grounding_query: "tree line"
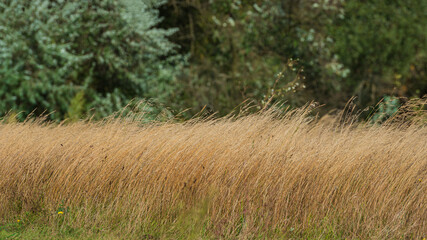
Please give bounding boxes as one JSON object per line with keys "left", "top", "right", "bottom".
{"left": 0, "top": 0, "right": 425, "bottom": 121}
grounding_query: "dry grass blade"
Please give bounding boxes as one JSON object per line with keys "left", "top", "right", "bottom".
{"left": 0, "top": 105, "right": 426, "bottom": 239}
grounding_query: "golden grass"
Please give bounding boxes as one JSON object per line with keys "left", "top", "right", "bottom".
{"left": 0, "top": 106, "right": 426, "bottom": 239}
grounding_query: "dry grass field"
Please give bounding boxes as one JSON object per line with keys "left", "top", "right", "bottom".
{"left": 0, "top": 103, "right": 426, "bottom": 239}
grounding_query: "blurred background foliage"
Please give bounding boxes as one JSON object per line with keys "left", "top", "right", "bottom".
{"left": 0, "top": 0, "right": 184, "bottom": 120}
{"left": 0, "top": 0, "right": 426, "bottom": 121}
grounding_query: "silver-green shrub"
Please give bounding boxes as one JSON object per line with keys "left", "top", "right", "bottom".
{"left": 0, "top": 0, "right": 183, "bottom": 120}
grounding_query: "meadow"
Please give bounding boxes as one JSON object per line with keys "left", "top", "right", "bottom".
{"left": 0, "top": 104, "right": 426, "bottom": 239}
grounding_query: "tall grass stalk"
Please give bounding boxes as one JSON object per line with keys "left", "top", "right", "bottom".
{"left": 0, "top": 105, "right": 426, "bottom": 239}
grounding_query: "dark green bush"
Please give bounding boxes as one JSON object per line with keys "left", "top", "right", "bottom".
{"left": 159, "top": 0, "right": 426, "bottom": 115}
{"left": 330, "top": 0, "right": 427, "bottom": 106}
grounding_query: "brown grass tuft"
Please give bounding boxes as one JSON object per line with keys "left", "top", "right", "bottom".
{"left": 0, "top": 106, "right": 426, "bottom": 239}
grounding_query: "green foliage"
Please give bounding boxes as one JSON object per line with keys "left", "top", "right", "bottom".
{"left": 161, "top": 1, "right": 310, "bottom": 114}
{"left": 159, "top": 0, "right": 426, "bottom": 116}
{"left": 330, "top": 0, "right": 427, "bottom": 105}
{"left": 159, "top": 0, "right": 347, "bottom": 115}
{"left": 0, "top": 0, "right": 425, "bottom": 121}
{"left": 0, "top": 0, "right": 183, "bottom": 120}
{"left": 66, "top": 91, "right": 86, "bottom": 122}
{"left": 371, "top": 96, "right": 400, "bottom": 123}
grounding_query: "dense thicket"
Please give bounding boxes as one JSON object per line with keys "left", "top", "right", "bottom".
{"left": 0, "top": 0, "right": 425, "bottom": 120}
{"left": 0, "top": 0, "right": 183, "bottom": 120}
{"left": 159, "top": 0, "right": 426, "bottom": 115}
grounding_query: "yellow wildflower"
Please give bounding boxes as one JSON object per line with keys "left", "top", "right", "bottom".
{"left": 58, "top": 211, "right": 64, "bottom": 215}
{"left": 17, "top": 219, "right": 20, "bottom": 223}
